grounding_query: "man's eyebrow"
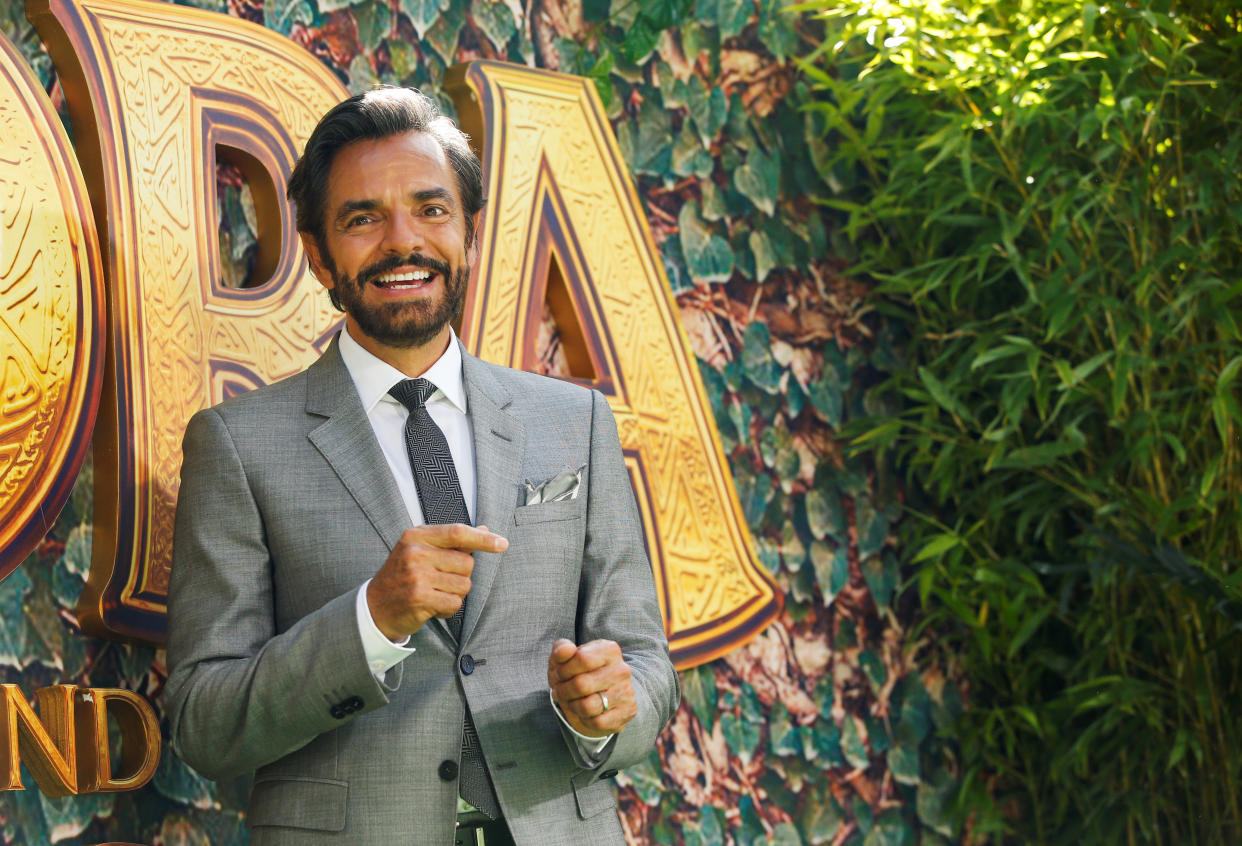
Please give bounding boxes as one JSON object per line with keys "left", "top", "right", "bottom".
{"left": 411, "top": 187, "right": 455, "bottom": 206}
{"left": 333, "top": 199, "right": 379, "bottom": 225}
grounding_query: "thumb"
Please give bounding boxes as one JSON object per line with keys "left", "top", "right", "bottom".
{"left": 550, "top": 638, "right": 577, "bottom": 663}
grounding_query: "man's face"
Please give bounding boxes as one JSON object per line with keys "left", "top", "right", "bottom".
{"left": 302, "top": 130, "right": 474, "bottom": 354}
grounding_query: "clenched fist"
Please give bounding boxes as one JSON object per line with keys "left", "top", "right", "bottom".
{"left": 548, "top": 638, "right": 637, "bottom": 739}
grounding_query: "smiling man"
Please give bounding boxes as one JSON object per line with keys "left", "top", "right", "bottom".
{"left": 164, "top": 87, "right": 678, "bottom": 846}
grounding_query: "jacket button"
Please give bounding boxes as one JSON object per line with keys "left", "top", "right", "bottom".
{"left": 330, "top": 705, "right": 345, "bottom": 719}
{"left": 459, "top": 654, "right": 475, "bottom": 675}
{"left": 438, "top": 760, "right": 458, "bottom": 781}
{"left": 599, "top": 769, "right": 618, "bottom": 780}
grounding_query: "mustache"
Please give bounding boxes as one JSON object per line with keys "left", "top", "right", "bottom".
{"left": 356, "top": 253, "right": 452, "bottom": 285}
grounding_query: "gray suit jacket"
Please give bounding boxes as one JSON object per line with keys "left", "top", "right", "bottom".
{"left": 165, "top": 338, "right": 678, "bottom": 845}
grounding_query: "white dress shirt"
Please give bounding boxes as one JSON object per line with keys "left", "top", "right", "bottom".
{"left": 337, "top": 326, "right": 609, "bottom": 756}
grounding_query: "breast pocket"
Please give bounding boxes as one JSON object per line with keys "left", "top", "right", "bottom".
{"left": 513, "top": 500, "right": 583, "bottom": 525}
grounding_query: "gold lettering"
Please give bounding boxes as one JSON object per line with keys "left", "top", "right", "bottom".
{"left": 29, "top": 0, "right": 347, "bottom": 641}
{"left": 446, "top": 62, "right": 781, "bottom": 667}
{"left": 74, "top": 688, "right": 159, "bottom": 792}
{"left": 0, "top": 27, "right": 104, "bottom": 579}
{"left": 0, "top": 684, "right": 78, "bottom": 795}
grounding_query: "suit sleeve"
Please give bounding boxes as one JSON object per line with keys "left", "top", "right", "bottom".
{"left": 562, "top": 390, "right": 680, "bottom": 774}
{"left": 164, "top": 407, "right": 397, "bottom": 780}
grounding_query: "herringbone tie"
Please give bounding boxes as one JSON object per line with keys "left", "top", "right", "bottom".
{"left": 388, "top": 377, "right": 501, "bottom": 820}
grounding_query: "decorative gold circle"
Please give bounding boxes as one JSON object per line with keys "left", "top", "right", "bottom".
{"left": 0, "top": 32, "right": 104, "bottom": 579}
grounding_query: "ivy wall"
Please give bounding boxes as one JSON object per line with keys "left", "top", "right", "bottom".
{"left": 0, "top": 1, "right": 955, "bottom": 843}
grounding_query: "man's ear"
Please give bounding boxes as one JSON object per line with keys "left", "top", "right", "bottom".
{"left": 468, "top": 210, "right": 484, "bottom": 259}
{"left": 299, "top": 232, "right": 333, "bottom": 291}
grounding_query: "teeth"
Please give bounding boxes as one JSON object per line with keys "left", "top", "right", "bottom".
{"left": 377, "top": 270, "right": 431, "bottom": 284}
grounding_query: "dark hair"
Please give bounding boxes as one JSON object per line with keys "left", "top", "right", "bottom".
{"left": 287, "top": 86, "right": 485, "bottom": 269}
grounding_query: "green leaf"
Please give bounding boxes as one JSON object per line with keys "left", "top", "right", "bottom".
{"left": 622, "top": 753, "right": 665, "bottom": 805}
{"left": 679, "top": 664, "right": 718, "bottom": 730}
{"left": 424, "top": 2, "right": 465, "bottom": 62}
{"left": 992, "top": 431, "right": 1086, "bottom": 470}
{"left": 619, "top": 15, "right": 660, "bottom": 63}
{"left": 887, "top": 728, "right": 920, "bottom": 786}
{"left": 154, "top": 743, "right": 217, "bottom": 807}
{"left": 734, "top": 464, "right": 773, "bottom": 526}
{"left": 859, "top": 649, "right": 887, "bottom": 692}
{"left": 742, "top": 321, "right": 783, "bottom": 393}
{"left": 918, "top": 366, "right": 973, "bottom": 423}
{"left": 750, "top": 229, "right": 778, "bottom": 282}
{"left": 713, "top": 0, "right": 752, "bottom": 38}
{"left": 854, "top": 494, "right": 888, "bottom": 559}
{"left": 734, "top": 146, "right": 781, "bottom": 216}
{"left": 769, "top": 702, "right": 801, "bottom": 756}
{"left": 861, "top": 552, "right": 897, "bottom": 609}
{"left": 722, "top": 702, "right": 761, "bottom": 763}
{"left": 806, "top": 487, "right": 846, "bottom": 541}
{"left": 352, "top": 0, "right": 393, "bottom": 51}
{"left": 913, "top": 533, "right": 960, "bottom": 563}
{"left": 679, "top": 201, "right": 734, "bottom": 284}
{"left": 841, "top": 715, "right": 870, "bottom": 768}
{"left": 398, "top": 0, "right": 446, "bottom": 38}
{"left": 863, "top": 809, "right": 915, "bottom": 846}
{"left": 813, "top": 717, "right": 846, "bottom": 766}
{"left": 758, "top": 0, "right": 799, "bottom": 63}
{"left": 38, "top": 791, "right": 113, "bottom": 843}
{"left": 672, "top": 121, "right": 714, "bottom": 178}
{"left": 346, "top": 54, "right": 380, "bottom": 95}
{"left": 800, "top": 788, "right": 845, "bottom": 843}
{"left": 0, "top": 566, "right": 33, "bottom": 668}
{"left": 917, "top": 767, "right": 955, "bottom": 836}
{"left": 687, "top": 76, "right": 728, "bottom": 145}
{"left": 680, "top": 805, "right": 725, "bottom": 846}
{"left": 808, "top": 346, "right": 849, "bottom": 425}
{"left": 264, "top": 0, "right": 314, "bottom": 37}
{"left": 810, "top": 540, "right": 849, "bottom": 605}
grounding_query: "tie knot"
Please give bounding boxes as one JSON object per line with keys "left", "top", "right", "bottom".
{"left": 388, "top": 377, "right": 436, "bottom": 411}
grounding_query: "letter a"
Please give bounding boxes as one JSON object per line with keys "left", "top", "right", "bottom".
{"left": 447, "top": 63, "right": 781, "bottom": 667}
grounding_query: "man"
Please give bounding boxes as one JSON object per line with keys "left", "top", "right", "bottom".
{"left": 165, "top": 86, "right": 678, "bottom": 846}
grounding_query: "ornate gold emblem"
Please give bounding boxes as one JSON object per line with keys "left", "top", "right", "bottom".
{"left": 0, "top": 28, "right": 103, "bottom": 580}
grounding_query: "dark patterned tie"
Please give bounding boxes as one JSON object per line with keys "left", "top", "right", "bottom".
{"left": 388, "top": 378, "right": 501, "bottom": 820}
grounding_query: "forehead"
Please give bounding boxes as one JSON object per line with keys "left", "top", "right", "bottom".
{"left": 324, "top": 130, "right": 458, "bottom": 208}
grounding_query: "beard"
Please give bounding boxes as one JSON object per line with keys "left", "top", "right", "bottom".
{"left": 328, "top": 251, "right": 468, "bottom": 349}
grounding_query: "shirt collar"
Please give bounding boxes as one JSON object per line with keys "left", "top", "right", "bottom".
{"left": 337, "top": 325, "right": 467, "bottom": 415}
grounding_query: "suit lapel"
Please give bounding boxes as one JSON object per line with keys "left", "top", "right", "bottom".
{"left": 305, "top": 337, "right": 413, "bottom": 559}
{"left": 460, "top": 347, "right": 525, "bottom": 644}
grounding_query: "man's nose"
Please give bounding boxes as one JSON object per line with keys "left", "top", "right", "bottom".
{"left": 383, "top": 210, "right": 424, "bottom": 255}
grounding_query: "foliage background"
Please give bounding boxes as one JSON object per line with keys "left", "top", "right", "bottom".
{"left": 0, "top": 0, "right": 955, "bottom": 844}
{"left": 802, "top": 0, "right": 1242, "bottom": 842}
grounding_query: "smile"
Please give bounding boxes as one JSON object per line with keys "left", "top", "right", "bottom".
{"left": 373, "top": 269, "right": 434, "bottom": 289}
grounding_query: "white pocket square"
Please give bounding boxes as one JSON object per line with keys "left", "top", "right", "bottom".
{"left": 524, "top": 465, "right": 585, "bottom": 505}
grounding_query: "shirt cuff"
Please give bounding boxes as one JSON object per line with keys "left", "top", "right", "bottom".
{"left": 356, "top": 580, "right": 415, "bottom": 679}
{"left": 547, "top": 689, "right": 613, "bottom": 760}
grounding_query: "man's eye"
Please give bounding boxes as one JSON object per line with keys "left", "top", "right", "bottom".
{"left": 424, "top": 206, "right": 446, "bottom": 217}
{"left": 347, "top": 215, "right": 373, "bottom": 227}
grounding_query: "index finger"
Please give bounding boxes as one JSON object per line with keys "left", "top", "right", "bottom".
{"left": 417, "top": 523, "right": 509, "bottom": 553}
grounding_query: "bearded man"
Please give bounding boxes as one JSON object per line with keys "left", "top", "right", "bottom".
{"left": 165, "top": 86, "right": 678, "bottom": 846}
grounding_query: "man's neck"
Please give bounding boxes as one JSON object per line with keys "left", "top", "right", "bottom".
{"left": 343, "top": 318, "right": 453, "bottom": 378}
